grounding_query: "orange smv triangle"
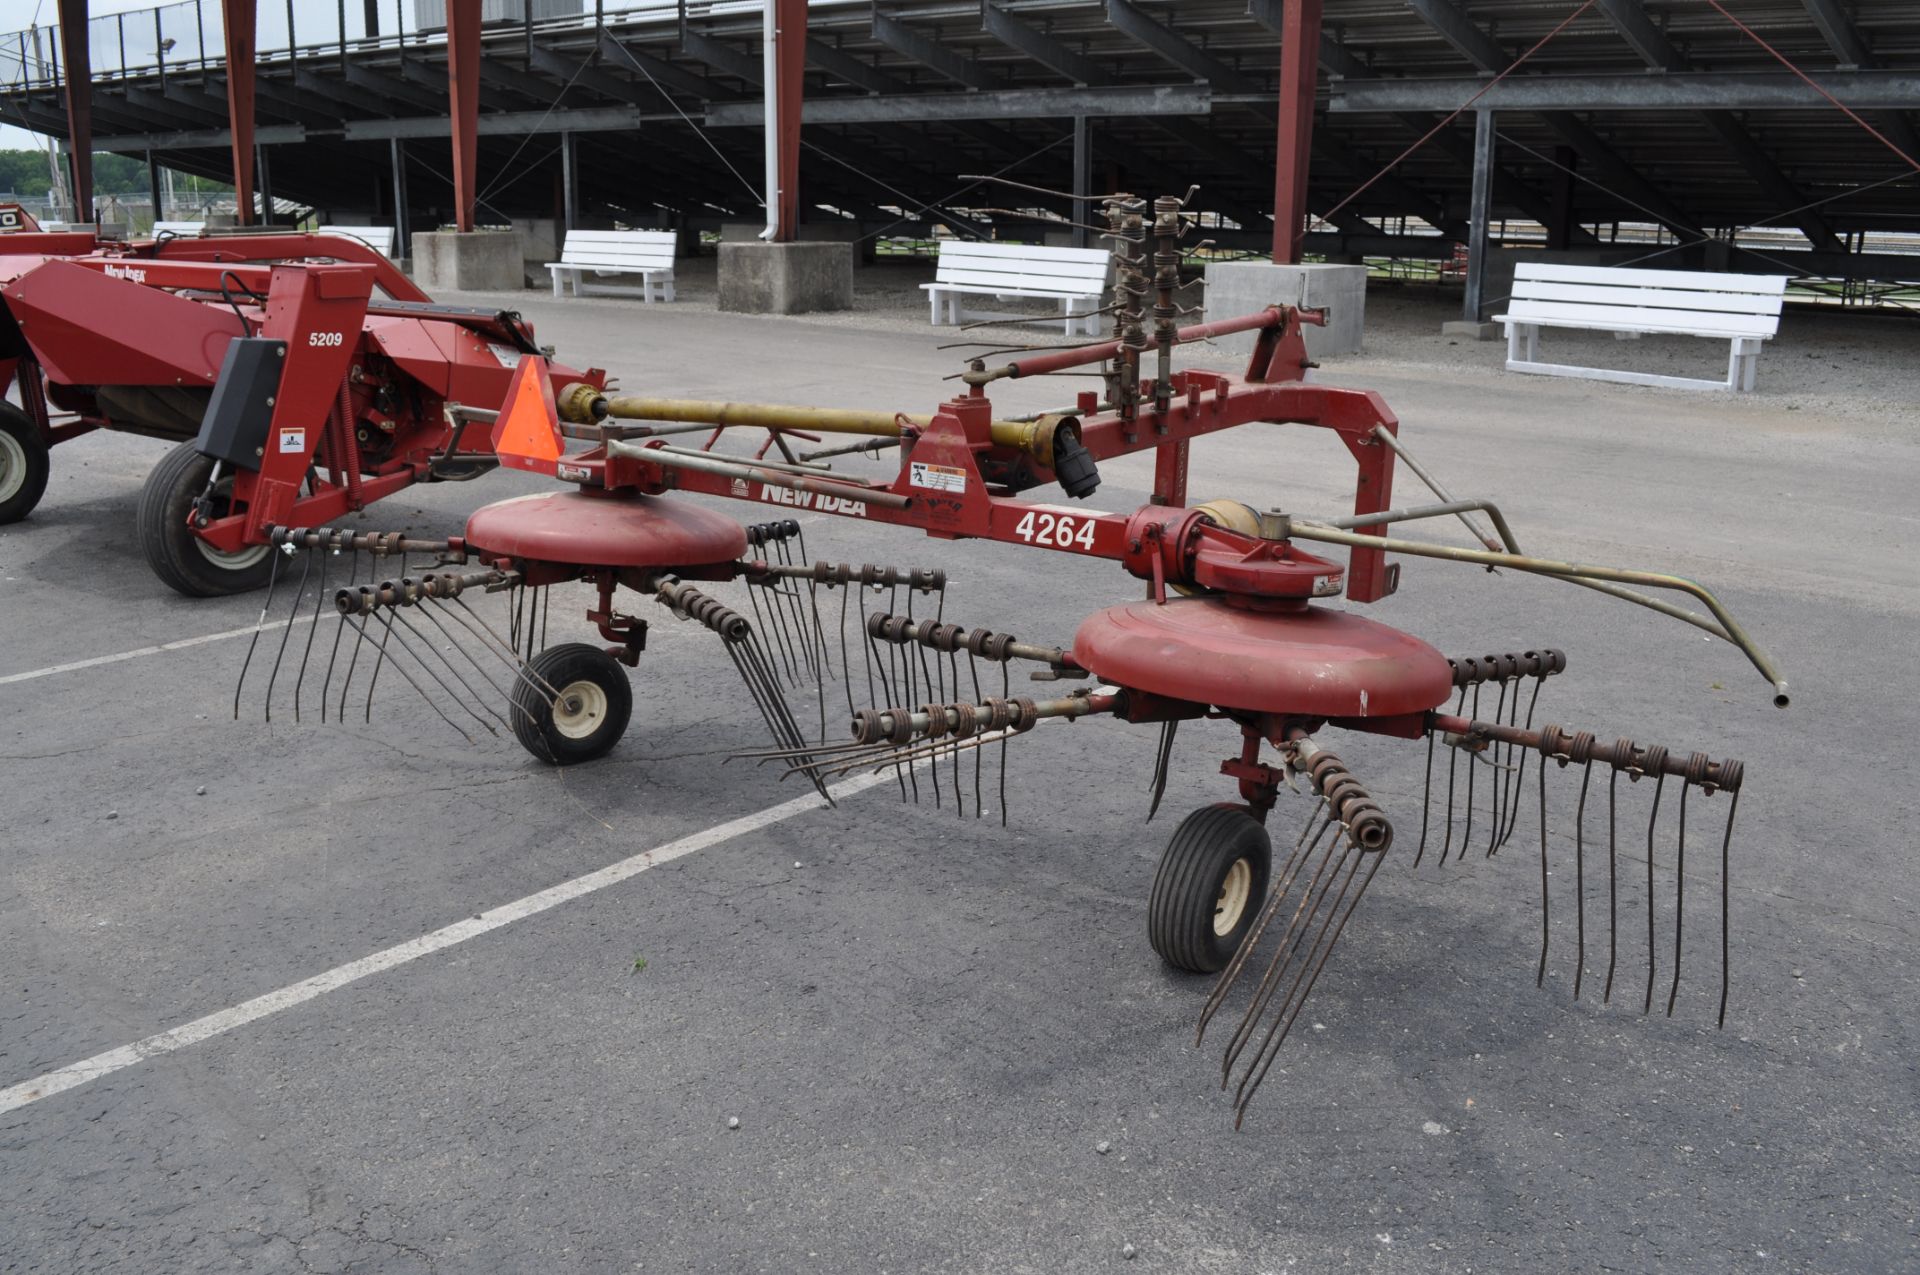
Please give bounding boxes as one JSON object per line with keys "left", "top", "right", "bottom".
{"left": 492, "top": 355, "right": 562, "bottom": 475}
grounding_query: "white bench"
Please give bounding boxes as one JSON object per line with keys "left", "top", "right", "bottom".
{"left": 922, "top": 241, "right": 1110, "bottom": 336}
{"left": 546, "top": 229, "right": 677, "bottom": 301}
{"left": 1495, "top": 263, "right": 1789, "bottom": 392}
{"left": 152, "top": 219, "right": 205, "bottom": 237}
{"left": 314, "top": 225, "right": 398, "bottom": 256}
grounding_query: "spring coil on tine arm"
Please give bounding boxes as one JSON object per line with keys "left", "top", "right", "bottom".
{"left": 850, "top": 696, "right": 1041, "bottom": 746}
{"left": 1449, "top": 648, "right": 1566, "bottom": 686}
{"left": 1293, "top": 743, "right": 1393, "bottom": 852}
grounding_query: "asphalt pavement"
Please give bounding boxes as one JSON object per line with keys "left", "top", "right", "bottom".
{"left": 1, "top": 288, "right": 1915, "bottom": 1273}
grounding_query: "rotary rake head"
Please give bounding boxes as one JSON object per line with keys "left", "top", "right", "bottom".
{"left": 228, "top": 518, "right": 947, "bottom": 798}
{"left": 741, "top": 583, "right": 1755, "bottom": 1126}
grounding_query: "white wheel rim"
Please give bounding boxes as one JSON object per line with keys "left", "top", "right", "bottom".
{"left": 1214, "top": 858, "right": 1253, "bottom": 936}
{"left": 551, "top": 678, "right": 609, "bottom": 740}
{"left": 190, "top": 470, "right": 272, "bottom": 571}
{"left": 0, "top": 430, "right": 24, "bottom": 503}
{"left": 194, "top": 536, "right": 273, "bottom": 571}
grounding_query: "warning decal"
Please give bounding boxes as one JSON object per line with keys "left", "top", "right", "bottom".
{"left": 278, "top": 428, "right": 306, "bottom": 454}
{"left": 909, "top": 461, "right": 967, "bottom": 494}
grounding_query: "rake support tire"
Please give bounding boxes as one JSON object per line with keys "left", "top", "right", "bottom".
{"left": 138, "top": 440, "right": 277, "bottom": 597}
{"left": 0, "top": 402, "right": 49, "bottom": 524}
{"left": 512, "top": 643, "right": 633, "bottom": 766}
{"left": 1149, "top": 804, "right": 1272, "bottom": 974}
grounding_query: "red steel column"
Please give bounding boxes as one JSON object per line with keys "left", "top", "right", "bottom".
{"left": 220, "top": 0, "right": 257, "bottom": 224}
{"left": 773, "top": 0, "right": 805, "bottom": 241}
{"left": 55, "top": 0, "right": 92, "bottom": 221}
{"left": 447, "top": 0, "right": 481, "bottom": 232}
{"left": 1271, "top": 0, "right": 1323, "bottom": 263}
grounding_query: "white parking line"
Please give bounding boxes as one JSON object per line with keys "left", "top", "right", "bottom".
{"left": 0, "top": 615, "right": 317, "bottom": 686}
{"left": 0, "top": 768, "right": 895, "bottom": 1116}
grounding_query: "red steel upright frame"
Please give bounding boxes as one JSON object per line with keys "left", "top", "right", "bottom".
{"left": 220, "top": 0, "right": 257, "bottom": 224}
{"left": 773, "top": 0, "right": 806, "bottom": 240}
{"left": 447, "top": 0, "right": 482, "bottom": 232}
{"left": 56, "top": 0, "right": 91, "bottom": 221}
{"left": 1272, "top": 0, "right": 1323, "bottom": 263}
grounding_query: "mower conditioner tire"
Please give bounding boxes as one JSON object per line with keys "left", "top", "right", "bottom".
{"left": 0, "top": 402, "right": 50, "bottom": 524}
{"left": 138, "top": 440, "right": 277, "bottom": 597}
{"left": 1149, "top": 803, "right": 1272, "bottom": 974}
{"left": 512, "top": 643, "right": 633, "bottom": 765}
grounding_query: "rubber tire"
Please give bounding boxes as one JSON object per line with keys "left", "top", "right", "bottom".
{"left": 0, "top": 401, "right": 50, "bottom": 524}
{"left": 511, "top": 643, "right": 634, "bottom": 766}
{"left": 1149, "top": 803, "right": 1273, "bottom": 974}
{"left": 137, "top": 440, "right": 278, "bottom": 597}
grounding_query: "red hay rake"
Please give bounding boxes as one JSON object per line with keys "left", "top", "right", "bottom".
{"left": 235, "top": 191, "right": 1786, "bottom": 1123}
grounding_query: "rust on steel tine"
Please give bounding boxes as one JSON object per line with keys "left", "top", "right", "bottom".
{"left": 910, "top": 611, "right": 943, "bottom": 811}
{"left": 997, "top": 661, "right": 1011, "bottom": 828}
{"left": 1439, "top": 688, "right": 1465, "bottom": 864}
{"left": 1485, "top": 679, "right": 1509, "bottom": 856}
{"left": 1147, "top": 719, "right": 1179, "bottom": 822}
{"left": 339, "top": 610, "right": 370, "bottom": 722}
{"left": 812, "top": 580, "right": 832, "bottom": 742}
{"left": 752, "top": 639, "right": 832, "bottom": 801}
{"left": 949, "top": 651, "right": 965, "bottom": 818}
{"left": 445, "top": 596, "right": 560, "bottom": 704}
{"left": 1717, "top": 789, "right": 1741, "bottom": 1029}
{"left": 291, "top": 544, "right": 331, "bottom": 723}
{"left": 390, "top": 604, "right": 509, "bottom": 730}
{"left": 1536, "top": 747, "right": 1551, "bottom": 988}
{"left": 233, "top": 540, "right": 289, "bottom": 721}
{"left": 1234, "top": 848, "right": 1388, "bottom": 1126}
{"left": 385, "top": 608, "right": 502, "bottom": 734}
{"left": 1668, "top": 778, "right": 1692, "bottom": 1018}
{"left": 1231, "top": 837, "right": 1367, "bottom": 1111}
{"left": 263, "top": 547, "right": 315, "bottom": 722}
{"left": 362, "top": 611, "right": 473, "bottom": 743}
{"left": 318, "top": 547, "right": 362, "bottom": 723}
{"left": 1573, "top": 761, "right": 1595, "bottom": 1000}
{"left": 414, "top": 598, "right": 522, "bottom": 706}
{"left": 363, "top": 595, "right": 397, "bottom": 723}
{"left": 1456, "top": 686, "right": 1479, "bottom": 863}
{"left": 1603, "top": 766, "right": 1622, "bottom": 1003}
{"left": 757, "top": 577, "right": 801, "bottom": 685}
{"left": 1220, "top": 832, "right": 1351, "bottom": 1081}
{"left": 1198, "top": 800, "right": 1332, "bottom": 1041}
{"left": 1643, "top": 772, "right": 1668, "bottom": 1015}
{"left": 1497, "top": 674, "right": 1545, "bottom": 852}
{"left": 838, "top": 729, "right": 1015, "bottom": 780}
{"left": 967, "top": 650, "right": 985, "bottom": 819}
{"left": 1413, "top": 726, "right": 1437, "bottom": 866}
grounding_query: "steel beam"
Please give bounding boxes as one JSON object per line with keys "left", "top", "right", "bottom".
{"left": 1399, "top": 0, "right": 1703, "bottom": 237}
{"left": 56, "top": 0, "right": 91, "bottom": 219}
{"left": 1329, "top": 70, "right": 1920, "bottom": 114}
{"left": 447, "top": 0, "right": 480, "bottom": 231}
{"left": 1463, "top": 110, "right": 1492, "bottom": 322}
{"left": 344, "top": 60, "right": 450, "bottom": 113}
{"left": 343, "top": 108, "right": 646, "bottom": 140}
{"left": 1254, "top": 0, "right": 1585, "bottom": 241}
{"left": 808, "top": 38, "right": 907, "bottom": 96}
{"left": 870, "top": 10, "right": 1002, "bottom": 91}
{"left": 527, "top": 43, "right": 664, "bottom": 108}
{"left": 980, "top": 4, "right": 1107, "bottom": 86}
{"left": 1797, "top": 0, "right": 1920, "bottom": 167}
{"left": 598, "top": 29, "right": 726, "bottom": 102}
{"left": 1072, "top": 115, "right": 1090, "bottom": 249}
{"left": 1273, "top": 0, "right": 1322, "bottom": 261}
{"left": 678, "top": 28, "right": 759, "bottom": 87}
{"left": 1594, "top": 0, "right": 1839, "bottom": 251}
{"left": 706, "top": 83, "right": 1209, "bottom": 127}
{"left": 94, "top": 123, "right": 306, "bottom": 149}
{"left": 774, "top": 0, "right": 806, "bottom": 240}
{"left": 391, "top": 137, "right": 409, "bottom": 252}
{"left": 218, "top": 0, "right": 256, "bottom": 223}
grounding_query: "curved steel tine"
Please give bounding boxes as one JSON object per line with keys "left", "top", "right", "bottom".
{"left": 291, "top": 543, "right": 331, "bottom": 723}
{"left": 1198, "top": 799, "right": 1331, "bottom": 1041}
{"left": 1485, "top": 679, "right": 1508, "bottom": 856}
{"left": 1456, "top": 685, "right": 1481, "bottom": 862}
{"left": 1413, "top": 726, "right": 1437, "bottom": 867}
{"left": 1573, "top": 761, "right": 1594, "bottom": 1000}
{"left": 1717, "top": 789, "right": 1740, "bottom": 1029}
{"left": 1232, "top": 847, "right": 1387, "bottom": 1126}
{"left": 1536, "top": 750, "right": 1551, "bottom": 988}
{"left": 1499, "top": 674, "right": 1546, "bottom": 849}
{"left": 1603, "top": 766, "right": 1621, "bottom": 1004}
{"left": 264, "top": 547, "right": 315, "bottom": 721}
{"left": 1668, "top": 781, "right": 1689, "bottom": 1017}
{"left": 1643, "top": 773, "right": 1667, "bottom": 1015}
{"left": 1146, "top": 719, "right": 1179, "bottom": 822}
{"left": 1440, "top": 687, "right": 1466, "bottom": 864}
{"left": 1220, "top": 831, "right": 1350, "bottom": 1081}
{"left": 319, "top": 545, "right": 361, "bottom": 723}
{"left": 234, "top": 542, "right": 288, "bottom": 721}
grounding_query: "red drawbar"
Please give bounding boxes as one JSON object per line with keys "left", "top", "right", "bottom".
{"left": 1071, "top": 597, "right": 1453, "bottom": 719}
{"left": 464, "top": 490, "right": 747, "bottom": 569}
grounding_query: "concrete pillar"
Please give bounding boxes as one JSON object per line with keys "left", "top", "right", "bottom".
{"left": 1202, "top": 260, "right": 1366, "bottom": 358}
{"left": 718, "top": 242, "right": 853, "bottom": 314}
